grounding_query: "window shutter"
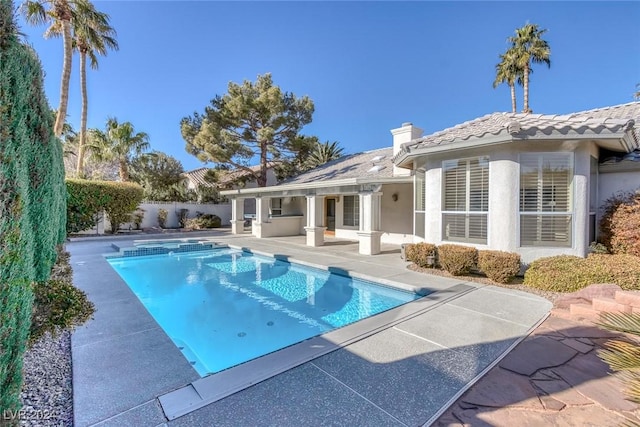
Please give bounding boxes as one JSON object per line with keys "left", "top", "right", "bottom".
{"left": 520, "top": 153, "right": 572, "bottom": 247}
{"left": 415, "top": 171, "right": 425, "bottom": 211}
{"left": 441, "top": 157, "right": 488, "bottom": 244}
{"left": 443, "top": 161, "right": 467, "bottom": 211}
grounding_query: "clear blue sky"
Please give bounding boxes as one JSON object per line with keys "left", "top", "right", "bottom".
{"left": 19, "top": 1, "right": 640, "bottom": 172}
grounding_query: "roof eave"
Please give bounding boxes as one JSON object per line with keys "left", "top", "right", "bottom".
{"left": 220, "top": 175, "right": 413, "bottom": 197}
{"left": 395, "top": 133, "right": 512, "bottom": 166}
{"left": 394, "top": 129, "right": 638, "bottom": 165}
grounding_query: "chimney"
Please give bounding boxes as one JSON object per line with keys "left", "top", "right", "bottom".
{"left": 390, "top": 122, "right": 423, "bottom": 176}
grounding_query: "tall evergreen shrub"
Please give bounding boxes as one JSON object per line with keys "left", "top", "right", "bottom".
{"left": 0, "top": 0, "right": 66, "bottom": 412}
{"left": 66, "top": 179, "right": 144, "bottom": 234}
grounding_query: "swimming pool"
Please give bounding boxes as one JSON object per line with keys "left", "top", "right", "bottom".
{"left": 107, "top": 248, "right": 418, "bottom": 376}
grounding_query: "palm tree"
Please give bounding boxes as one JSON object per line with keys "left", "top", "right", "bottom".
{"left": 21, "top": 0, "right": 75, "bottom": 136}
{"left": 306, "top": 141, "right": 344, "bottom": 168}
{"left": 71, "top": 1, "right": 118, "bottom": 178}
{"left": 598, "top": 312, "right": 640, "bottom": 403}
{"left": 493, "top": 48, "right": 523, "bottom": 113}
{"left": 508, "top": 23, "right": 551, "bottom": 113}
{"left": 91, "top": 117, "right": 150, "bottom": 181}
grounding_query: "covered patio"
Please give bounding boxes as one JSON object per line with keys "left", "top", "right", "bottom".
{"left": 222, "top": 177, "right": 414, "bottom": 255}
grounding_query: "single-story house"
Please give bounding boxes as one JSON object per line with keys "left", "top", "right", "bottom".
{"left": 221, "top": 102, "right": 640, "bottom": 262}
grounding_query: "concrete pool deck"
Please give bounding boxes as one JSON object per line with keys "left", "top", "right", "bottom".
{"left": 69, "top": 231, "right": 552, "bottom": 426}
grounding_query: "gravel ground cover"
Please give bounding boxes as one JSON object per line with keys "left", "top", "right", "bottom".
{"left": 19, "top": 330, "right": 73, "bottom": 427}
{"left": 408, "top": 264, "right": 560, "bottom": 303}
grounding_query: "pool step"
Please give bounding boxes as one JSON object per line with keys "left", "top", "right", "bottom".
{"left": 171, "top": 337, "right": 207, "bottom": 375}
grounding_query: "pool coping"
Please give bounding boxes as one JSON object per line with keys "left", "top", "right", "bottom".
{"left": 158, "top": 281, "right": 476, "bottom": 420}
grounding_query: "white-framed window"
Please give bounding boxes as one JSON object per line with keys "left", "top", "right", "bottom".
{"left": 442, "top": 157, "right": 489, "bottom": 244}
{"left": 343, "top": 195, "right": 359, "bottom": 227}
{"left": 271, "top": 198, "right": 282, "bottom": 216}
{"left": 519, "top": 153, "right": 573, "bottom": 247}
{"left": 414, "top": 170, "right": 426, "bottom": 238}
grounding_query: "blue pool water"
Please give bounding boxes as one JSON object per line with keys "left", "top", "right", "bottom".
{"left": 107, "top": 248, "right": 418, "bottom": 376}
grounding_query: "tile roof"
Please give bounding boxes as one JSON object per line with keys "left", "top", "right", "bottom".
{"left": 396, "top": 102, "right": 640, "bottom": 161}
{"left": 183, "top": 164, "right": 269, "bottom": 188}
{"left": 279, "top": 147, "right": 395, "bottom": 185}
{"left": 183, "top": 167, "right": 212, "bottom": 187}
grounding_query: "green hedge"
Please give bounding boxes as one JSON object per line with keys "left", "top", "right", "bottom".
{"left": 524, "top": 254, "right": 640, "bottom": 292}
{"left": 66, "top": 179, "right": 144, "bottom": 234}
{"left": 0, "top": 0, "right": 66, "bottom": 412}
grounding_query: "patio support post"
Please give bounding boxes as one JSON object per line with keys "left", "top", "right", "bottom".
{"left": 357, "top": 191, "right": 383, "bottom": 255}
{"left": 253, "top": 196, "right": 271, "bottom": 238}
{"left": 230, "top": 198, "right": 245, "bottom": 234}
{"left": 255, "top": 196, "right": 270, "bottom": 224}
{"left": 304, "top": 195, "right": 326, "bottom": 247}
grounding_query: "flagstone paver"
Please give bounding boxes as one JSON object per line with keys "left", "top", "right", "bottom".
{"left": 560, "top": 337, "right": 594, "bottom": 354}
{"left": 499, "top": 336, "right": 578, "bottom": 376}
{"left": 460, "top": 368, "right": 542, "bottom": 409}
{"left": 434, "top": 314, "right": 640, "bottom": 427}
{"left": 531, "top": 378, "right": 592, "bottom": 406}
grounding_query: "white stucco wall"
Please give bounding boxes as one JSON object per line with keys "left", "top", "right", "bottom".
{"left": 79, "top": 201, "right": 233, "bottom": 234}
{"left": 330, "top": 186, "right": 413, "bottom": 244}
{"left": 137, "top": 202, "right": 232, "bottom": 229}
{"left": 416, "top": 140, "right": 595, "bottom": 263}
{"left": 380, "top": 183, "right": 413, "bottom": 244}
{"left": 253, "top": 216, "right": 305, "bottom": 237}
{"left": 599, "top": 168, "right": 640, "bottom": 205}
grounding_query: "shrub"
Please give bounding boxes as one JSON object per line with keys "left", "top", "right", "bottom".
{"left": 185, "top": 214, "right": 221, "bottom": 229}
{"left": 103, "top": 182, "right": 145, "bottom": 233}
{"left": 66, "top": 179, "right": 111, "bottom": 233}
{"left": 30, "top": 279, "right": 95, "bottom": 343}
{"left": 131, "top": 209, "right": 145, "bottom": 230}
{"left": 66, "top": 179, "right": 144, "bottom": 234}
{"left": 405, "top": 243, "right": 437, "bottom": 268}
{"left": 438, "top": 244, "right": 477, "bottom": 276}
{"left": 524, "top": 254, "right": 640, "bottom": 292}
{"left": 610, "top": 200, "right": 640, "bottom": 257}
{"left": 178, "top": 208, "right": 189, "bottom": 228}
{"left": 30, "top": 247, "right": 94, "bottom": 344}
{"left": 478, "top": 250, "right": 521, "bottom": 284}
{"left": 589, "top": 241, "right": 609, "bottom": 254}
{"left": 0, "top": 7, "right": 67, "bottom": 411}
{"left": 599, "top": 191, "right": 639, "bottom": 251}
{"left": 157, "top": 208, "right": 168, "bottom": 228}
